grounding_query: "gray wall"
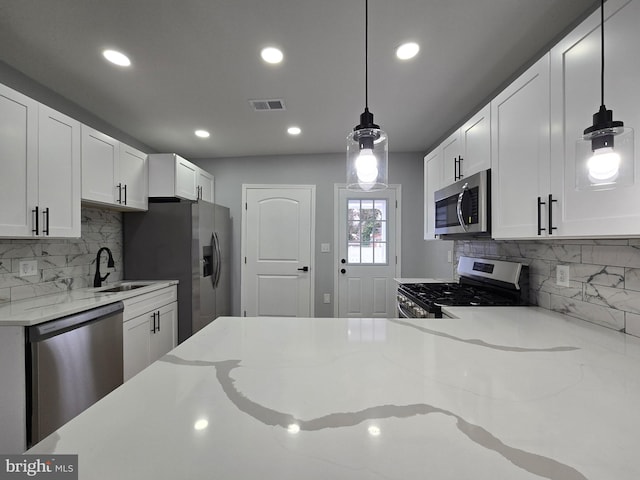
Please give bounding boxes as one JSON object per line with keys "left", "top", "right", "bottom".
{"left": 0, "top": 60, "right": 152, "bottom": 152}
{"left": 194, "top": 152, "right": 446, "bottom": 316}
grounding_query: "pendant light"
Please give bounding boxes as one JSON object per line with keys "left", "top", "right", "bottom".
{"left": 346, "top": 0, "right": 388, "bottom": 191}
{"left": 575, "top": 0, "right": 634, "bottom": 190}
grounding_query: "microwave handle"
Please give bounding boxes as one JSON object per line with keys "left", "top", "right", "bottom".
{"left": 456, "top": 183, "right": 470, "bottom": 232}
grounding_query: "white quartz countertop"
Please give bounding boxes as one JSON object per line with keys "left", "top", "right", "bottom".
{"left": 394, "top": 277, "right": 455, "bottom": 283}
{"left": 26, "top": 307, "right": 640, "bottom": 479}
{"left": 0, "top": 281, "right": 178, "bottom": 326}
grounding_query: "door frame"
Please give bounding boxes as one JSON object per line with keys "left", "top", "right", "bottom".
{"left": 241, "top": 184, "right": 316, "bottom": 317}
{"left": 333, "top": 184, "right": 402, "bottom": 317}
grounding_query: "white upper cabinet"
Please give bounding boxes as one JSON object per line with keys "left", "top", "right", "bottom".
{"left": 424, "top": 148, "right": 442, "bottom": 240}
{"left": 491, "top": 54, "right": 552, "bottom": 239}
{"left": 550, "top": 0, "right": 640, "bottom": 237}
{"left": 149, "top": 153, "right": 214, "bottom": 202}
{"left": 38, "top": 105, "right": 81, "bottom": 237}
{"left": 197, "top": 168, "right": 215, "bottom": 203}
{"left": 81, "top": 125, "right": 148, "bottom": 211}
{"left": 0, "top": 83, "right": 38, "bottom": 237}
{"left": 119, "top": 144, "right": 148, "bottom": 210}
{"left": 441, "top": 104, "right": 491, "bottom": 186}
{"left": 0, "top": 84, "right": 80, "bottom": 238}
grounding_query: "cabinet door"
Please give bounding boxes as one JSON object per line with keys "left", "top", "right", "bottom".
{"left": 424, "top": 148, "right": 442, "bottom": 240}
{"left": 0, "top": 84, "right": 38, "bottom": 237}
{"left": 119, "top": 143, "right": 148, "bottom": 211}
{"left": 149, "top": 302, "right": 177, "bottom": 364}
{"left": 440, "top": 130, "right": 461, "bottom": 186}
{"left": 38, "top": 105, "right": 81, "bottom": 237}
{"left": 81, "top": 126, "right": 119, "bottom": 205}
{"left": 460, "top": 104, "right": 491, "bottom": 178}
{"left": 123, "top": 314, "right": 151, "bottom": 382}
{"left": 175, "top": 156, "right": 198, "bottom": 200}
{"left": 550, "top": 0, "right": 640, "bottom": 236}
{"left": 491, "top": 54, "right": 551, "bottom": 239}
{"left": 197, "top": 168, "right": 214, "bottom": 203}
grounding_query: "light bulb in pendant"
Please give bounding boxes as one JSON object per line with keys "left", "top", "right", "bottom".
{"left": 587, "top": 147, "right": 620, "bottom": 182}
{"left": 356, "top": 149, "right": 378, "bottom": 184}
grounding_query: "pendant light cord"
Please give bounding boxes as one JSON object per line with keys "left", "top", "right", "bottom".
{"left": 600, "top": 0, "right": 605, "bottom": 107}
{"left": 365, "top": 0, "right": 369, "bottom": 109}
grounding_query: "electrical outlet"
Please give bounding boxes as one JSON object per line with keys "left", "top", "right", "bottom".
{"left": 447, "top": 250, "right": 452, "bottom": 263}
{"left": 19, "top": 260, "right": 38, "bottom": 277}
{"left": 556, "top": 265, "right": 570, "bottom": 287}
{"left": 321, "top": 243, "right": 331, "bottom": 253}
{"left": 323, "top": 293, "right": 331, "bottom": 304}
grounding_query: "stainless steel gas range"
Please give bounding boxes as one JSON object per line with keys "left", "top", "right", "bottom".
{"left": 397, "top": 257, "right": 529, "bottom": 319}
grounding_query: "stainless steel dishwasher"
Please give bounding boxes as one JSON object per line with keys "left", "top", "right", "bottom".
{"left": 26, "top": 301, "right": 124, "bottom": 446}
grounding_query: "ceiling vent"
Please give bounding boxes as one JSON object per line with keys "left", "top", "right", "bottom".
{"left": 249, "top": 99, "right": 286, "bottom": 111}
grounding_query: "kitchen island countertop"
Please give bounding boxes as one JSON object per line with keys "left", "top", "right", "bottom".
{"left": 27, "top": 308, "right": 640, "bottom": 479}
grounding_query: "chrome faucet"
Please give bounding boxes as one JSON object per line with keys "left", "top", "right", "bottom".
{"left": 94, "top": 247, "right": 115, "bottom": 287}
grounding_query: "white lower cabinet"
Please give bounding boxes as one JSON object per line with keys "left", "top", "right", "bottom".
{"left": 122, "top": 286, "right": 177, "bottom": 382}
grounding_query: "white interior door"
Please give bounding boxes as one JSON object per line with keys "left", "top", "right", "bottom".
{"left": 335, "top": 185, "right": 401, "bottom": 318}
{"left": 242, "top": 185, "right": 315, "bottom": 317}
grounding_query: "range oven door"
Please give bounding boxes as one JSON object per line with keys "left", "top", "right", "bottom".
{"left": 434, "top": 169, "right": 490, "bottom": 236}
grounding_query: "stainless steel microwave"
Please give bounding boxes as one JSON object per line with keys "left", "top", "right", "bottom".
{"left": 434, "top": 169, "right": 490, "bottom": 236}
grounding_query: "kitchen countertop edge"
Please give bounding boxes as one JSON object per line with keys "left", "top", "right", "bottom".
{"left": 0, "top": 280, "right": 179, "bottom": 326}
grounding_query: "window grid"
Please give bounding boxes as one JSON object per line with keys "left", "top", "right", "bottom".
{"left": 346, "top": 199, "right": 388, "bottom": 265}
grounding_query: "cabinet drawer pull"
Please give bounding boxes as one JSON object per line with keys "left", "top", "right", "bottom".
{"left": 123, "top": 184, "right": 127, "bottom": 205}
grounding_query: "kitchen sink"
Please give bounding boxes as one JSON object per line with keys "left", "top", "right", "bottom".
{"left": 96, "top": 283, "right": 149, "bottom": 293}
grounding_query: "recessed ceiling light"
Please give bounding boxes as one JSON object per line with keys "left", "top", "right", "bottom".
{"left": 396, "top": 42, "right": 420, "bottom": 60}
{"left": 195, "top": 130, "right": 210, "bottom": 138}
{"left": 102, "top": 49, "right": 131, "bottom": 67}
{"left": 261, "top": 47, "right": 284, "bottom": 64}
{"left": 287, "top": 126, "right": 301, "bottom": 135}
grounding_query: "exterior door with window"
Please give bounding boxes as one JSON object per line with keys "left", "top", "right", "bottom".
{"left": 335, "top": 185, "right": 400, "bottom": 318}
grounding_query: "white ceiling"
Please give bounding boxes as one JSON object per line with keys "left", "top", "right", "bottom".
{"left": 0, "top": 0, "right": 599, "bottom": 160}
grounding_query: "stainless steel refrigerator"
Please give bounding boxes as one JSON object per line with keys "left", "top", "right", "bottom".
{"left": 123, "top": 200, "right": 231, "bottom": 343}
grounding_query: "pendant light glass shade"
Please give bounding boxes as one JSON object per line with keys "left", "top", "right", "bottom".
{"left": 575, "top": 0, "right": 634, "bottom": 191}
{"left": 347, "top": 125, "right": 388, "bottom": 191}
{"left": 575, "top": 113, "right": 634, "bottom": 190}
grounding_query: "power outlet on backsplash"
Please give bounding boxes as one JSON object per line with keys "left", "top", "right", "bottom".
{"left": 19, "top": 261, "right": 38, "bottom": 277}
{"left": 556, "top": 265, "right": 570, "bottom": 287}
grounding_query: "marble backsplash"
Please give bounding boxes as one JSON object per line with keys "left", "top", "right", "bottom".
{"left": 0, "top": 207, "right": 123, "bottom": 303}
{"left": 454, "top": 238, "right": 640, "bottom": 337}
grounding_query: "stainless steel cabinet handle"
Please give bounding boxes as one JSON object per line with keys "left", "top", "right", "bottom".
{"left": 123, "top": 184, "right": 127, "bottom": 205}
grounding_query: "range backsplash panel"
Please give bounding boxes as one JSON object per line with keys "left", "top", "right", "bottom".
{"left": 454, "top": 238, "right": 640, "bottom": 337}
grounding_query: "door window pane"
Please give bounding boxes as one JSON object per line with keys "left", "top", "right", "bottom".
{"left": 346, "top": 199, "right": 388, "bottom": 265}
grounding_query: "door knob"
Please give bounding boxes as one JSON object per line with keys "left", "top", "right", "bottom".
{"left": 297, "top": 266, "right": 309, "bottom": 272}
{"left": 340, "top": 268, "right": 346, "bottom": 274}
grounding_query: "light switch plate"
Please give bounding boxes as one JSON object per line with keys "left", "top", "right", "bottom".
{"left": 321, "top": 243, "right": 331, "bottom": 253}
{"left": 19, "top": 260, "right": 38, "bottom": 277}
{"left": 323, "top": 293, "right": 331, "bottom": 304}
